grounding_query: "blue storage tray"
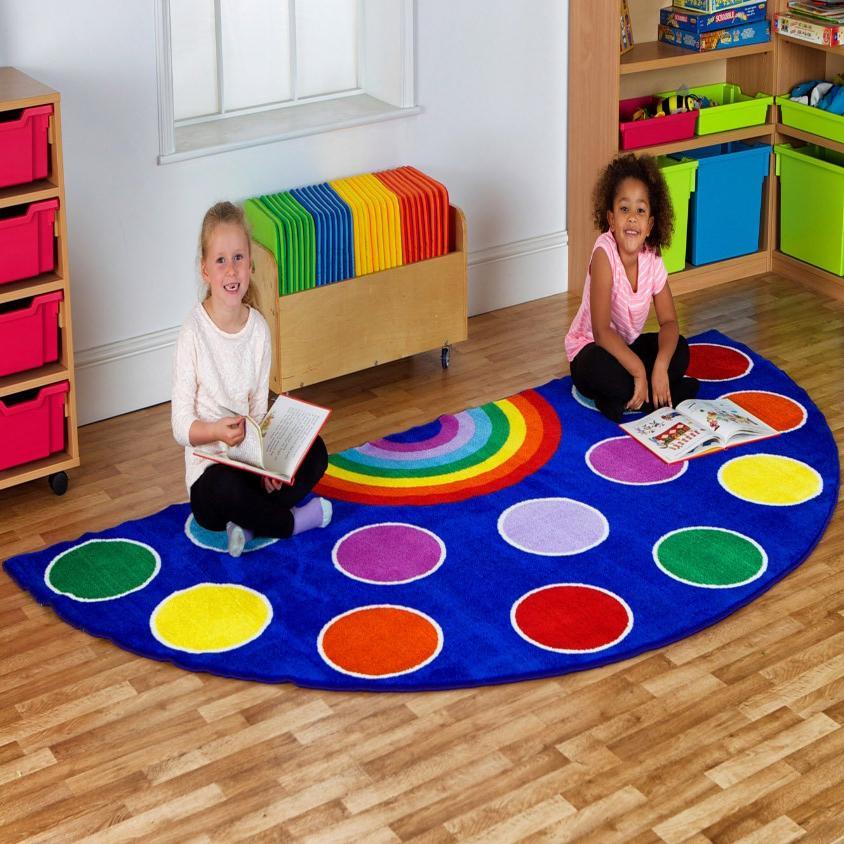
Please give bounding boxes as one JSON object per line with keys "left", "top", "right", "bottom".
{"left": 671, "top": 141, "right": 771, "bottom": 266}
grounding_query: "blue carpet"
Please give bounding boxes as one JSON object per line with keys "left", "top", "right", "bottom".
{"left": 3, "top": 331, "right": 839, "bottom": 691}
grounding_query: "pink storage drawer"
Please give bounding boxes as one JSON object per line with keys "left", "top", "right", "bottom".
{"left": 619, "top": 96, "right": 698, "bottom": 151}
{"left": 0, "top": 105, "right": 53, "bottom": 189}
{"left": 0, "top": 381, "right": 68, "bottom": 471}
{"left": 0, "top": 199, "right": 59, "bottom": 286}
{"left": 0, "top": 291, "right": 63, "bottom": 377}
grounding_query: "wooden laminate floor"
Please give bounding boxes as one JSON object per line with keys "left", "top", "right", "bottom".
{"left": 1, "top": 274, "right": 843, "bottom": 843}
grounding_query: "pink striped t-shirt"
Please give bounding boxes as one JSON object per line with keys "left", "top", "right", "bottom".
{"left": 564, "top": 231, "right": 668, "bottom": 362}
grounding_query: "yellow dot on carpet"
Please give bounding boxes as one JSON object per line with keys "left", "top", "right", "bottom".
{"left": 150, "top": 583, "right": 272, "bottom": 653}
{"left": 718, "top": 454, "right": 822, "bottom": 506}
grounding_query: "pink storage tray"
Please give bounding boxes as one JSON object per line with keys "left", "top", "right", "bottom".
{"left": 0, "top": 380, "right": 68, "bottom": 471}
{"left": 0, "top": 198, "right": 59, "bottom": 285}
{"left": 0, "top": 291, "right": 63, "bottom": 377}
{"left": 0, "top": 105, "right": 53, "bottom": 189}
{"left": 619, "top": 96, "right": 698, "bottom": 151}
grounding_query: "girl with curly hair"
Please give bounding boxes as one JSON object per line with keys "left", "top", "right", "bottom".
{"left": 565, "top": 154, "right": 699, "bottom": 422}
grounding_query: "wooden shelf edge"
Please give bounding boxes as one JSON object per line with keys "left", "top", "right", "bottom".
{"left": 772, "top": 251, "right": 844, "bottom": 301}
{"left": 0, "top": 273, "right": 65, "bottom": 305}
{"left": 0, "top": 67, "right": 59, "bottom": 109}
{"left": 0, "top": 450, "right": 78, "bottom": 491}
{"left": 0, "top": 363, "right": 71, "bottom": 398}
{"left": 775, "top": 123, "right": 844, "bottom": 156}
{"left": 0, "top": 179, "right": 61, "bottom": 210}
{"left": 668, "top": 251, "right": 770, "bottom": 297}
{"left": 625, "top": 124, "right": 775, "bottom": 158}
{"left": 776, "top": 33, "right": 844, "bottom": 56}
{"left": 621, "top": 40, "right": 773, "bottom": 75}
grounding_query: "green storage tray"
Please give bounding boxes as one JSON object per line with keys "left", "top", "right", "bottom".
{"left": 656, "top": 156, "right": 698, "bottom": 274}
{"left": 658, "top": 83, "right": 772, "bottom": 136}
{"left": 775, "top": 143, "right": 844, "bottom": 276}
{"left": 776, "top": 95, "right": 844, "bottom": 145}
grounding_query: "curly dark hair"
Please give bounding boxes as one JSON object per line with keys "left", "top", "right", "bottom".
{"left": 592, "top": 153, "right": 674, "bottom": 252}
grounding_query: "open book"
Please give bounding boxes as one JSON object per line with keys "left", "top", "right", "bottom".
{"left": 195, "top": 394, "right": 330, "bottom": 484}
{"left": 620, "top": 398, "right": 779, "bottom": 464}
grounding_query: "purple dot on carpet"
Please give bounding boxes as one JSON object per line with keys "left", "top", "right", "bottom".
{"left": 498, "top": 498, "right": 608, "bottom": 556}
{"left": 587, "top": 437, "right": 686, "bottom": 485}
{"left": 333, "top": 523, "right": 446, "bottom": 584}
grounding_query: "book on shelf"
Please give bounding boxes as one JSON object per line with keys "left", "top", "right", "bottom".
{"left": 774, "top": 12, "right": 844, "bottom": 44}
{"left": 194, "top": 394, "right": 331, "bottom": 484}
{"left": 620, "top": 0, "right": 634, "bottom": 55}
{"left": 788, "top": 1, "right": 844, "bottom": 24}
{"left": 620, "top": 397, "right": 779, "bottom": 464}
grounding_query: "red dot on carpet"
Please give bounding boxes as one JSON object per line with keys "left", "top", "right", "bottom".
{"left": 512, "top": 584, "right": 632, "bottom": 653}
{"left": 687, "top": 344, "right": 752, "bottom": 381}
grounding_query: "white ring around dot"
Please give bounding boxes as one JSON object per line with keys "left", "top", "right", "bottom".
{"left": 652, "top": 526, "right": 769, "bottom": 589}
{"left": 317, "top": 604, "right": 444, "bottom": 679}
{"left": 510, "top": 582, "right": 634, "bottom": 654}
{"left": 585, "top": 436, "right": 688, "bottom": 486}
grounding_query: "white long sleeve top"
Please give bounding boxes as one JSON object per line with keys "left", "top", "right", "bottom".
{"left": 171, "top": 303, "right": 271, "bottom": 492}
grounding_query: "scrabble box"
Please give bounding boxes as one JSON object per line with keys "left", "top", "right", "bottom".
{"left": 660, "top": 2, "right": 767, "bottom": 35}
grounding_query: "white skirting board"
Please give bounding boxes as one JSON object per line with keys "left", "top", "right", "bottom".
{"left": 75, "top": 234, "right": 567, "bottom": 425}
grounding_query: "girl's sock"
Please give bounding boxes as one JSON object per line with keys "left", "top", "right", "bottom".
{"left": 226, "top": 522, "right": 253, "bottom": 558}
{"left": 292, "top": 497, "right": 333, "bottom": 535}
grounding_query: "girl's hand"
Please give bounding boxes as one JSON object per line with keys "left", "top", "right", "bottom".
{"left": 651, "top": 364, "right": 672, "bottom": 408}
{"left": 262, "top": 476, "right": 283, "bottom": 493}
{"left": 626, "top": 374, "right": 649, "bottom": 411}
{"left": 216, "top": 416, "right": 245, "bottom": 446}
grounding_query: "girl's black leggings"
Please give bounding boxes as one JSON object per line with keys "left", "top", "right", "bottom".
{"left": 570, "top": 333, "right": 691, "bottom": 415}
{"left": 190, "top": 436, "right": 328, "bottom": 539}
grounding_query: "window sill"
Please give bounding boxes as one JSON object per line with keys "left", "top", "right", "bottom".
{"left": 159, "top": 94, "right": 421, "bottom": 164}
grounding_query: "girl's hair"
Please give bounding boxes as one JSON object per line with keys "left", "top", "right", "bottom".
{"left": 592, "top": 154, "right": 674, "bottom": 252}
{"left": 198, "top": 201, "right": 257, "bottom": 307}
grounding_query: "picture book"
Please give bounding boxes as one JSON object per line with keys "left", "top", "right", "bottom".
{"left": 194, "top": 394, "right": 331, "bottom": 484}
{"left": 788, "top": 0, "right": 844, "bottom": 23}
{"left": 620, "top": 397, "right": 779, "bottom": 464}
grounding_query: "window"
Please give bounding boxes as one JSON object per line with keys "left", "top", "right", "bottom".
{"left": 155, "top": 0, "right": 417, "bottom": 163}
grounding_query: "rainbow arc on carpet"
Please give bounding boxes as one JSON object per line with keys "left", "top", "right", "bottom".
{"left": 3, "top": 331, "right": 839, "bottom": 691}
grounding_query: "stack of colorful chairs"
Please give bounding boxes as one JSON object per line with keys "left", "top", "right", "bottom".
{"left": 244, "top": 166, "right": 450, "bottom": 296}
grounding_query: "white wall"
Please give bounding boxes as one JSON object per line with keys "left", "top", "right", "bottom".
{"left": 0, "top": 0, "right": 568, "bottom": 424}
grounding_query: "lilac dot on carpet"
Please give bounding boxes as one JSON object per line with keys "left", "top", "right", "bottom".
{"left": 586, "top": 437, "right": 687, "bottom": 485}
{"left": 498, "top": 498, "right": 609, "bottom": 556}
{"left": 333, "top": 523, "right": 446, "bottom": 584}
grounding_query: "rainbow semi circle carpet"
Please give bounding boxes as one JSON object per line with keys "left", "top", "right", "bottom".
{"left": 3, "top": 331, "right": 839, "bottom": 691}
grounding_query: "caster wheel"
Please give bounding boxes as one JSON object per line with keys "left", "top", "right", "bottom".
{"left": 48, "top": 471, "right": 69, "bottom": 496}
{"left": 441, "top": 346, "right": 450, "bottom": 369}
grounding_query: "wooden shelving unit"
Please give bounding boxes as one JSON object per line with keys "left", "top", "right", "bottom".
{"left": 0, "top": 68, "right": 80, "bottom": 493}
{"left": 568, "top": 0, "right": 844, "bottom": 300}
{"left": 620, "top": 40, "right": 774, "bottom": 74}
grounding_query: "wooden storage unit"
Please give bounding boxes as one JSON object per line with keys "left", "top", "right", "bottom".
{"left": 772, "top": 12, "right": 844, "bottom": 297}
{"left": 568, "top": 1, "right": 844, "bottom": 301}
{"left": 0, "top": 68, "right": 79, "bottom": 494}
{"left": 250, "top": 205, "right": 468, "bottom": 393}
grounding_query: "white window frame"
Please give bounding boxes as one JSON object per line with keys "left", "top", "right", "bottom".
{"left": 154, "top": 0, "right": 418, "bottom": 164}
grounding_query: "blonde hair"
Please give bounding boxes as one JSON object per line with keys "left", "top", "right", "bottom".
{"left": 198, "top": 201, "right": 257, "bottom": 307}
